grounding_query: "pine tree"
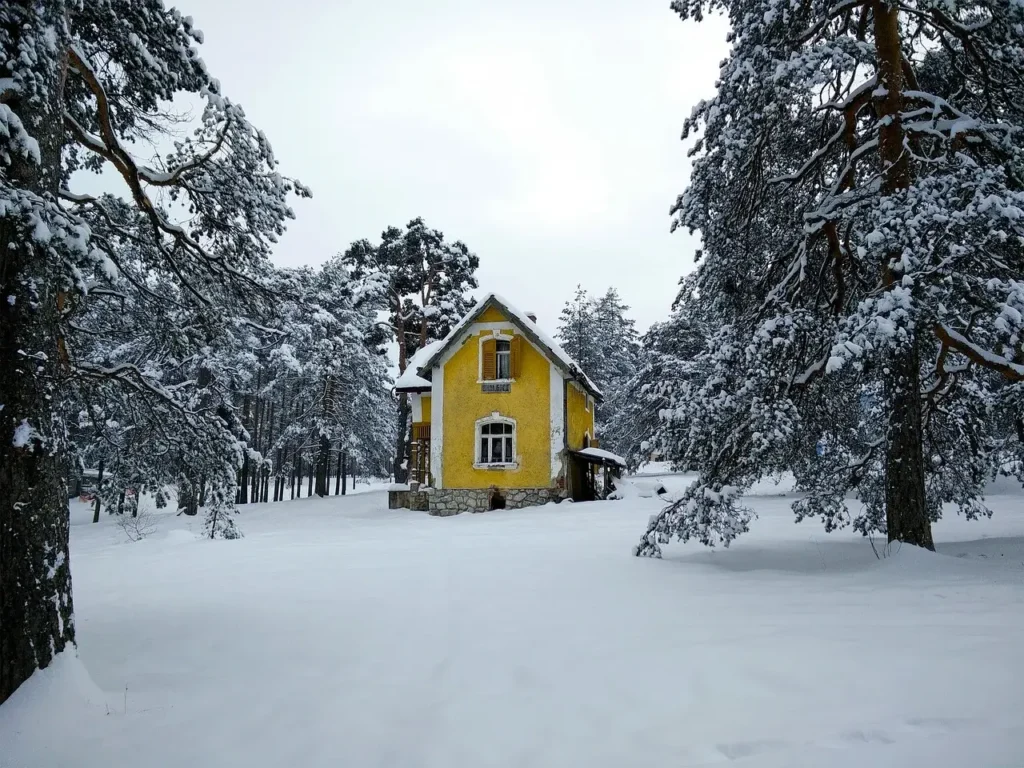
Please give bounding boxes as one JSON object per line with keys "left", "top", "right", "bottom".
{"left": 556, "top": 286, "right": 603, "bottom": 382}
{"left": 607, "top": 278, "right": 712, "bottom": 468}
{"left": 0, "top": 1, "right": 306, "bottom": 702}
{"left": 591, "top": 288, "right": 641, "bottom": 454}
{"left": 556, "top": 286, "right": 642, "bottom": 453}
{"left": 636, "top": 0, "right": 1024, "bottom": 557}
{"left": 339, "top": 219, "right": 479, "bottom": 481}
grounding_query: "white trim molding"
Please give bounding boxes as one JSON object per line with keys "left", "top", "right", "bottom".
{"left": 473, "top": 413, "right": 518, "bottom": 469}
{"left": 549, "top": 362, "right": 566, "bottom": 482}
{"left": 430, "top": 365, "right": 444, "bottom": 487}
{"left": 410, "top": 393, "right": 423, "bottom": 422}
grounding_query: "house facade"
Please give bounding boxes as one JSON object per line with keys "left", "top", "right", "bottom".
{"left": 391, "top": 293, "right": 617, "bottom": 515}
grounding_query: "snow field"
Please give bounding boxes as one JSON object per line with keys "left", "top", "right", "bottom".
{"left": 2, "top": 480, "right": 1023, "bottom": 767}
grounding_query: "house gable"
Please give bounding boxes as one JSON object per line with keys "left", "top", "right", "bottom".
{"left": 417, "top": 293, "right": 602, "bottom": 400}
{"left": 477, "top": 305, "right": 508, "bottom": 323}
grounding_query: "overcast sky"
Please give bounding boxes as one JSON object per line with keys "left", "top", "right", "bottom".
{"left": 183, "top": 1, "right": 728, "bottom": 331}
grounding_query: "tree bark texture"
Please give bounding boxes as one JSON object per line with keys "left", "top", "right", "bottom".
{"left": 0, "top": 0, "right": 76, "bottom": 705}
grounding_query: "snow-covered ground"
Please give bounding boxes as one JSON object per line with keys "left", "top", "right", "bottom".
{"left": 3, "top": 477, "right": 1024, "bottom": 767}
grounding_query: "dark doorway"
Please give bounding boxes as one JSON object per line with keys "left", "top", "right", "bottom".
{"left": 489, "top": 488, "right": 506, "bottom": 510}
{"left": 569, "top": 456, "right": 595, "bottom": 502}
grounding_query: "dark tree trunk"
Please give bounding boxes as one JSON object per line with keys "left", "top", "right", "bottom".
{"left": 275, "top": 447, "right": 283, "bottom": 501}
{"left": 335, "top": 448, "right": 343, "bottom": 495}
{"left": 307, "top": 458, "right": 314, "bottom": 497}
{"left": 342, "top": 451, "right": 348, "bottom": 496}
{"left": 884, "top": 341, "right": 934, "bottom": 549}
{"left": 117, "top": 489, "right": 126, "bottom": 516}
{"left": 290, "top": 448, "right": 297, "bottom": 500}
{"left": 256, "top": 399, "right": 272, "bottom": 503}
{"left": 199, "top": 477, "right": 207, "bottom": 508}
{"left": 294, "top": 451, "right": 302, "bottom": 499}
{"left": 92, "top": 458, "right": 105, "bottom": 523}
{"left": 315, "top": 433, "right": 330, "bottom": 497}
{"left": 237, "top": 395, "right": 251, "bottom": 504}
{"left": 393, "top": 394, "right": 411, "bottom": 483}
{"left": 873, "top": 0, "right": 933, "bottom": 550}
{"left": 0, "top": 1, "right": 76, "bottom": 704}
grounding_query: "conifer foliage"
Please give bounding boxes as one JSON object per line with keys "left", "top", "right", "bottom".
{"left": 556, "top": 286, "right": 641, "bottom": 454}
{"left": 637, "top": 0, "right": 1024, "bottom": 556}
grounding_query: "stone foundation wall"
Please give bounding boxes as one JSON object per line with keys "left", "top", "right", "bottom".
{"left": 388, "top": 489, "right": 429, "bottom": 511}
{"left": 389, "top": 486, "right": 566, "bottom": 515}
{"left": 428, "top": 487, "right": 565, "bottom": 516}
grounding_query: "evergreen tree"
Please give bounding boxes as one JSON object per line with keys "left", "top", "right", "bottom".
{"left": 0, "top": 1, "right": 306, "bottom": 702}
{"left": 636, "top": 0, "right": 1024, "bottom": 557}
{"left": 556, "top": 286, "right": 604, "bottom": 382}
{"left": 339, "top": 219, "right": 479, "bottom": 481}
{"left": 607, "top": 277, "right": 712, "bottom": 468}
{"left": 592, "top": 288, "right": 642, "bottom": 454}
{"left": 556, "top": 286, "right": 641, "bottom": 453}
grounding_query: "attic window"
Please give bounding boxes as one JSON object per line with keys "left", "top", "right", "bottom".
{"left": 495, "top": 339, "right": 511, "bottom": 379}
{"left": 481, "top": 334, "right": 522, "bottom": 382}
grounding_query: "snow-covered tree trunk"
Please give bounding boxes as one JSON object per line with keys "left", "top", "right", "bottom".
{"left": 873, "top": 0, "right": 932, "bottom": 549}
{"left": 0, "top": 0, "right": 75, "bottom": 704}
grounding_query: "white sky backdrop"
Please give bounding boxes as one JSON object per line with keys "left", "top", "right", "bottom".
{"left": 174, "top": 1, "right": 728, "bottom": 331}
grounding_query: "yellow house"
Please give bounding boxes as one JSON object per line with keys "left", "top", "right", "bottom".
{"left": 392, "top": 293, "right": 619, "bottom": 515}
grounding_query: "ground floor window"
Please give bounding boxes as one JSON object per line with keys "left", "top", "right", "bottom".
{"left": 477, "top": 419, "right": 515, "bottom": 466}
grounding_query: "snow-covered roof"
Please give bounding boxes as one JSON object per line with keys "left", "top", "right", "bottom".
{"left": 574, "top": 446, "right": 626, "bottom": 467}
{"left": 393, "top": 339, "right": 444, "bottom": 391}
{"left": 413, "top": 292, "right": 603, "bottom": 399}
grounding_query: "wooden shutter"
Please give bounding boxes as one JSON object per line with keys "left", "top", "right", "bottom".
{"left": 482, "top": 338, "right": 497, "bottom": 380}
{"left": 510, "top": 335, "right": 522, "bottom": 378}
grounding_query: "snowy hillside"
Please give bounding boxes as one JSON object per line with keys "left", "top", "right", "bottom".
{"left": 3, "top": 483, "right": 1023, "bottom": 767}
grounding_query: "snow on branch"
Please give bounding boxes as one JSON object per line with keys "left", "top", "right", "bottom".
{"left": 932, "top": 324, "right": 1024, "bottom": 382}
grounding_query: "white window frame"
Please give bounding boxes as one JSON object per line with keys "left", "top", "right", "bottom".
{"left": 478, "top": 331, "right": 516, "bottom": 384}
{"left": 474, "top": 414, "right": 518, "bottom": 469}
{"left": 495, "top": 338, "right": 511, "bottom": 380}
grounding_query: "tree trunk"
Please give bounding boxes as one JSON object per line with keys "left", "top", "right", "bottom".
{"left": 884, "top": 339, "right": 933, "bottom": 549}
{"left": 275, "top": 447, "right": 283, "bottom": 502}
{"left": 92, "top": 458, "right": 105, "bottom": 523}
{"left": 291, "top": 447, "right": 297, "bottom": 500}
{"left": 237, "top": 395, "right": 251, "bottom": 504}
{"left": 873, "top": 0, "right": 933, "bottom": 549}
{"left": 315, "top": 433, "right": 330, "bottom": 497}
{"left": 393, "top": 394, "right": 411, "bottom": 483}
{"left": 335, "top": 447, "right": 342, "bottom": 495}
{"left": 307, "top": 458, "right": 314, "bottom": 497}
{"left": 256, "top": 400, "right": 272, "bottom": 503}
{"left": 0, "top": 1, "right": 76, "bottom": 704}
{"left": 342, "top": 451, "right": 348, "bottom": 496}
